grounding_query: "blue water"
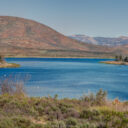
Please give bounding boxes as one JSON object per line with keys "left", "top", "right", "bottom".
{"left": 0, "top": 58, "right": 128, "bottom": 100}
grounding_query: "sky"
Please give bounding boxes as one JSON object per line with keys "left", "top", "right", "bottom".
{"left": 0, "top": 0, "right": 128, "bottom": 37}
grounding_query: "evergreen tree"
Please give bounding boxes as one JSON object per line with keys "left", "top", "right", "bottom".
{"left": 115, "top": 55, "right": 119, "bottom": 61}
{"left": 119, "top": 55, "right": 123, "bottom": 61}
{"left": 124, "top": 57, "right": 128, "bottom": 62}
{"left": 0, "top": 55, "right": 5, "bottom": 63}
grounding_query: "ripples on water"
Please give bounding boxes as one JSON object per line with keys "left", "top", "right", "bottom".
{"left": 0, "top": 58, "right": 128, "bottom": 100}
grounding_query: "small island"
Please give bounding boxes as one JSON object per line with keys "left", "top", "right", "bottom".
{"left": 0, "top": 55, "right": 20, "bottom": 68}
{"left": 100, "top": 55, "right": 128, "bottom": 65}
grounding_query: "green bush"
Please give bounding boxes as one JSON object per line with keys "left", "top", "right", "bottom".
{"left": 81, "top": 89, "right": 107, "bottom": 106}
{"left": 0, "top": 89, "right": 127, "bottom": 128}
{"left": 66, "top": 118, "right": 78, "bottom": 128}
{"left": 0, "top": 116, "right": 43, "bottom": 128}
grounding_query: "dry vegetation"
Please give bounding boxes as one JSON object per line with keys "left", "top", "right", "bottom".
{"left": 0, "top": 16, "right": 121, "bottom": 58}
{"left": 0, "top": 55, "right": 20, "bottom": 68}
{"left": 100, "top": 55, "right": 128, "bottom": 65}
{"left": 0, "top": 76, "right": 128, "bottom": 128}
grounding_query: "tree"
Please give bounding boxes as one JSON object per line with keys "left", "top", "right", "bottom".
{"left": 0, "top": 55, "right": 5, "bottom": 63}
{"left": 115, "top": 55, "right": 119, "bottom": 61}
{"left": 124, "top": 57, "right": 128, "bottom": 62}
{"left": 119, "top": 55, "right": 123, "bottom": 61}
{"left": 96, "top": 89, "right": 107, "bottom": 105}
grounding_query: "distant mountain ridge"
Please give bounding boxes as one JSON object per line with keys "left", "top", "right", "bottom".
{"left": 69, "top": 35, "right": 128, "bottom": 46}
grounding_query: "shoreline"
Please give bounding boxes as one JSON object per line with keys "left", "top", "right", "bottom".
{"left": 0, "top": 62, "right": 20, "bottom": 68}
{"left": 100, "top": 61, "right": 128, "bottom": 65}
{"left": 5, "top": 56, "right": 114, "bottom": 59}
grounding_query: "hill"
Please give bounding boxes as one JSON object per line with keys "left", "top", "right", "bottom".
{"left": 69, "top": 35, "right": 128, "bottom": 46}
{"left": 0, "top": 16, "right": 115, "bottom": 58}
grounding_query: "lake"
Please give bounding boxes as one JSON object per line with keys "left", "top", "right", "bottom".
{"left": 1, "top": 58, "right": 128, "bottom": 100}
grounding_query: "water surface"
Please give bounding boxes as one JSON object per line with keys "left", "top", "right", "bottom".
{"left": 1, "top": 58, "right": 128, "bottom": 100}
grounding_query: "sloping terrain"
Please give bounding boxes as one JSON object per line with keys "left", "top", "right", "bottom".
{"left": 69, "top": 35, "right": 128, "bottom": 46}
{"left": 0, "top": 16, "right": 115, "bottom": 58}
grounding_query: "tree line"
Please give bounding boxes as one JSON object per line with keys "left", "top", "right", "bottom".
{"left": 115, "top": 55, "right": 128, "bottom": 62}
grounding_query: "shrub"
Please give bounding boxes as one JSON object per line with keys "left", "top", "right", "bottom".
{"left": 0, "top": 116, "right": 43, "bottom": 128}
{"left": 80, "top": 109, "right": 100, "bottom": 120}
{"left": 0, "top": 88, "right": 128, "bottom": 128}
{"left": 44, "top": 121, "right": 66, "bottom": 128}
{"left": 81, "top": 89, "right": 107, "bottom": 106}
{"left": 0, "top": 75, "right": 29, "bottom": 96}
{"left": 66, "top": 118, "right": 78, "bottom": 128}
{"left": 95, "top": 89, "right": 107, "bottom": 105}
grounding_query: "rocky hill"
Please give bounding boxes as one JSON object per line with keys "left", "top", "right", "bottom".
{"left": 69, "top": 35, "right": 128, "bottom": 46}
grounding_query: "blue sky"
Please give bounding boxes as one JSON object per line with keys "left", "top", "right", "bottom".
{"left": 0, "top": 0, "right": 128, "bottom": 37}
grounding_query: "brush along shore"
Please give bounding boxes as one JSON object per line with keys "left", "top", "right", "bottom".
{"left": 0, "top": 62, "right": 20, "bottom": 68}
{"left": 0, "top": 55, "right": 20, "bottom": 68}
{"left": 100, "top": 61, "right": 128, "bottom": 65}
{"left": 0, "top": 76, "right": 128, "bottom": 128}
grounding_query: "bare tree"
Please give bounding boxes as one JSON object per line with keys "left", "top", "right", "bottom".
{"left": 0, "top": 74, "right": 30, "bottom": 96}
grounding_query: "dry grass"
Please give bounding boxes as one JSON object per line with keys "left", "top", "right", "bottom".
{"left": 0, "top": 75, "right": 128, "bottom": 127}
{"left": 0, "top": 74, "right": 30, "bottom": 96}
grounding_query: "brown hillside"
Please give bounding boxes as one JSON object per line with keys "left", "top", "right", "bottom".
{"left": 0, "top": 16, "right": 115, "bottom": 57}
{"left": 114, "top": 44, "right": 128, "bottom": 55}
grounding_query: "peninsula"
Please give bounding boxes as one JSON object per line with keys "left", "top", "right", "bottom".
{"left": 0, "top": 55, "right": 20, "bottom": 68}
{"left": 100, "top": 55, "right": 128, "bottom": 65}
